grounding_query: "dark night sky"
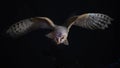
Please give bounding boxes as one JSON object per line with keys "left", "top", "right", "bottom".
{"left": 0, "top": 0, "right": 120, "bottom": 68}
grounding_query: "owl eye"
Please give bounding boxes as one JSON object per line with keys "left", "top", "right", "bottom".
{"left": 61, "top": 36, "right": 64, "bottom": 39}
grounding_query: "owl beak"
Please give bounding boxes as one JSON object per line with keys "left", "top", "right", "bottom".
{"left": 56, "top": 38, "right": 61, "bottom": 45}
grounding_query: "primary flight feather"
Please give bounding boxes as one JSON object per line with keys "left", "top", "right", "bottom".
{"left": 6, "top": 13, "right": 113, "bottom": 45}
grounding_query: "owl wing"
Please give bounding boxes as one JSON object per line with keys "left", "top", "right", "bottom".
{"left": 6, "top": 17, "right": 55, "bottom": 37}
{"left": 64, "top": 13, "right": 113, "bottom": 30}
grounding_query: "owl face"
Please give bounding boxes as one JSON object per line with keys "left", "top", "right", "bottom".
{"left": 54, "top": 32, "right": 67, "bottom": 45}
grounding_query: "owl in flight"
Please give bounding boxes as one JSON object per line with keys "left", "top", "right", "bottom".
{"left": 6, "top": 13, "right": 113, "bottom": 45}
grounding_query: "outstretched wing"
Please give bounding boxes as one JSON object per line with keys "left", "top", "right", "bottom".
{"left": 6, "top": 17, "right": 55, "bottom": 37}
{"left": 64, "top": 13, "right": 113, "bottom": 30}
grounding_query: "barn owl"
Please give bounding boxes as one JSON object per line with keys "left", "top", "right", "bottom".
{"left": 6, "top": 13, "right": 113, "bottom": 45}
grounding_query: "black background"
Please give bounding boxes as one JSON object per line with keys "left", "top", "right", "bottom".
{"left": 0, "top": 0, "right": 120, "bottom": 68}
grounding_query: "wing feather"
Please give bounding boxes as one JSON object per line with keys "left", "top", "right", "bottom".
{"left": 6, "top": 17, "right": 55, "bottom": 37}
{"left": 65, "top": 13, "right": 113, "bottom": 30}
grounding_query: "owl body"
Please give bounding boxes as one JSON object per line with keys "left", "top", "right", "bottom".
{"left": 54, "top": 26, "right": 68, "bottom": 36}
